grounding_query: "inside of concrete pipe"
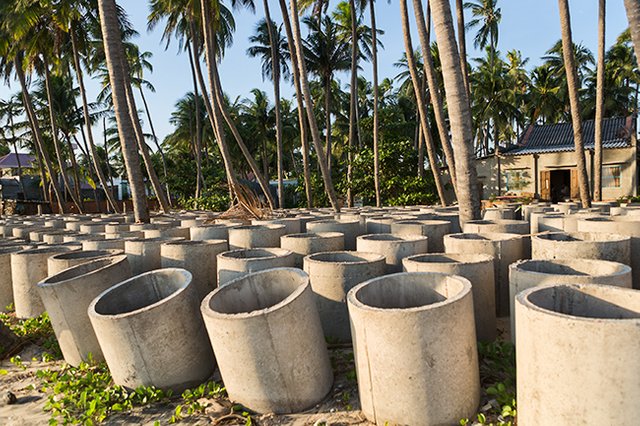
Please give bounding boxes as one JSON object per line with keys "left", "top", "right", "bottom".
{"left": 517, "top": 260, "right": 622, "bottom": 276}
{"left": 42, "top": 256, "right": 125, "bottom": 285}
{"left": 308, "top": 252, "right": 381, "bottom": 264}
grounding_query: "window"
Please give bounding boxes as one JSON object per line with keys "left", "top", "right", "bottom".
{"left": 505, "top": 170, "right": 528, "bottom": 191}
{"left": 603, "top": 166, "right": 621, "bottom": 188}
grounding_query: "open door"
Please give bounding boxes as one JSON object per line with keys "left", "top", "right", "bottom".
{"left": 540, "top": 170, "right": 551, "bottom": 200}
{"left": 570, "top": 169, "right": 579, "bottom": 200}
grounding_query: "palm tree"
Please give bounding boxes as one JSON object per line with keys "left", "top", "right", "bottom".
{"left": 456, "top": 0, "right": 471, "bottom": 99}
{"left": 369, "top": 0, "right": 381, "bottom": 207}
{"left": 624, "top": 0, "right": 640, "bottom": 65}
{"left": 465, "top": 0, "right": 501, "bottom": 53}
{"left": 594, "top": 0, "right": 605, "bottom": 201}
{"left": 399, "top": 0, "right": 447, "bottom": 206}
{"left": 97, "top": 0, "right": 149, "bottom": 222}
{"left": 430, "top": 0, "right": 481, "bottom": 224}
{"left": 0, "top": 95, "right": 26, "bottom": 196}
{"left": 241, "top": 89, "right": 274, "bottom": 179}
{"left": 557, "top": 0, "right": 591, "bottom": 208}
{"left": 247, "top": 16, "right": 290, "bottom": 208}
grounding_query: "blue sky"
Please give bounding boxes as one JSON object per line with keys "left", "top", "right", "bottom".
{"left": 0, "top": 0, "right": 631, "bottom": 144}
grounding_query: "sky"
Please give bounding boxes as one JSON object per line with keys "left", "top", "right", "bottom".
{"left": 0, "top": 0, "right": 632, "bottom": 146}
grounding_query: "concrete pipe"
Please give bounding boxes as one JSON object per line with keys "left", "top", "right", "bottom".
{"left": 0, "top": 245, "right": 31, "bottom": 311}
{"left": 516, "top": 283, "right": 640, "bottom": 424}
{"left": 445, "top": 233, "right": 526, "bottom": 318}
{"left": 11, "top": 246, "right": 76, "bottom": 318}
{"left": 124, "top": 237, "right": 185, "bottom": 275}
{"left": 0, "top": 223, "right": 21, "bottom": 237}
{"left": 390, "top": 220, "right": 451, "bottom": 253}
{"left": 536, "top": 214, "right": 565, "bottom": 233}
{"left": 88, "top": 268, "right": 214, "bottom": 391}
{"left": 48, "top": 249, "right": 124, "bottom": 276}
{"left": 105, "top": 231, "right": 144, "bottom": 240}
{"left": 217, "top": 248, "right": 295, "bottom": 286}
{"left": 227, "top": 225, "right": 286, "bottom": 250}
{"left": 143, "top": 227, "right": 191, "bottom": 240}
{"left": 42, "top": 230, "right": 75, "bottom": 244}
{"left": 306, "top": 220, "right": 362, "bottom": 250}
{"left": 303, "top": 251, "right": 386, "bottom": 343}
{"left": 252, "top": 218, "right": 302, "bottom": 235}
{"left": 463, "top": 219, "right": 529, "bottom": 235}
{"left": 161, "top": 240, "right": 229, "bottom": 300}
{"left": 530, "top": 211, "right": 563, "bottom": 234}
{"left": 190, "top": 224, "right": 235, "bottom": 241}
{"left": 402, "top": 253, "right": 496, "bottom": 341}
{"left": 432, "top": 212, "right": 461, "bottom": 233}
{"left": 348, "top": 272, "right": 480, "bottom": 425}
{"left": 509, "top": 259, "right": 632, "bottom": 340}
{"left": 531, "top": 232, "right": 631, "bottom": 265}
{"left": 201, "top": 268, "right": 332, "bottom": 414}
{"left": 82, "top": 237, "right": 135, "bottom": 252}
{"left": 79, "top": 223, "right": 107, "bottom": 234}
{"left": 356, "top": 234, "right": 428, "bottom": 273}
{"left": 563, "top": 212, "right": 605, "bottom": 233}
{"left": 522, "top": 205, "right": 553, "bottom": 222}
{"left": 64, "top": 234, "right": 105, "bottom": 243}
{"left": 104, "top": 223, "right": 130, "bottom": 234}
{"left": 37, "top": 255, "right": 132, "bottom": 366}
{"left": 280, "top": 232, "right": 344, "bottom": 267}
{"left": 554, "top": 201, "right": 579, "bottom": 214}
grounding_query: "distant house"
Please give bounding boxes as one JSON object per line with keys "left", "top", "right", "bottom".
{"left": 472, "top": 116, "right": 638, "bottom": 202}
{"left": 0, "top": 153, "right": 36, "bottom": 176}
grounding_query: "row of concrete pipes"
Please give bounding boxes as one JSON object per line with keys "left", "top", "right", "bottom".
{"left": 0, "top": 200, "right": 639, "bottom": 425}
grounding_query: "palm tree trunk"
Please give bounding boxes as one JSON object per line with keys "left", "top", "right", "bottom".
{"left": 558, "top": 0, "right": 591, "bottom": 208}
{"left": 97, "top": 0, "right": 149, "bottom": 222}
{"left": 263, "top": 0, "right": 285, "bottom": 209}
{"left": 324, "top": 76, "right": 332, "bottom": 174}
{"left": 278, "top": 0, "right": 313, "bottom": 208}
{"left": 8, "top": 115, "right": 26, "bottom": 197}
{"left": 33, "top": 147, "right": 49, "bottom": 202}
{"left": 594, "top": 0, "right": 605, "bottom": 201}
{"left": 455, "top": 0, "right": 471, "bottom": 100}
{"left": 418, "top": 122, "right": 425, "bottom": 177}
{"left": 624, "top": 0, "right": 640, "bottom": 66}
{"left": 103, "top": 117, "right": 117, "bottom": 192}
{"left": 42, "top": 58, "right": 84, "bottom": 213}
{"left": 63, "top": 133, "right": 84, "bottom": 207}
{"left": 400, "top": 0, "right": 447, "bottom": 206}
{"left": 15, "top": 57, "right": 65, "bottom": 213}
{"left": 369, "top": 0, "right": 381, "bottom": 207}
{"left": 412, "top": 0, "right": 458, "bottom": 195}
{"left": 138, "top": 86, "right": 172, "bottom": 205}
{"left": 346, "top": 0, "right": 359, "bottom": 208}
{"left": 288, "top": 0, "right": 341, "bottom": 212}
{"left": 186, "top": 40, "right": 204, "bottom": 199}
{"left": 70, "top": 29, "right": 120, "bottom": 213}
{"left": 429, "top": 0, "right": 482, "bottom": 224}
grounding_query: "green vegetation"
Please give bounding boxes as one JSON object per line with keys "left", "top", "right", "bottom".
{"left": 0, "top": 307, "right": 61, "bottom": 360}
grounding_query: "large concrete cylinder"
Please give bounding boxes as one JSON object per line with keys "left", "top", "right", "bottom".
{"left": 562, "top": 212, "right": 605, "bottom": 232}
{"left": 217, "top": 248, "right": 295, "bottom": 286}
{"left": 227, "top": 224, "right": 286, "bottom": 250}
{"left": 516, "top": 283, "right": 640, "bottom": 424}
{"left": 252, "top": 218, "right": 302, "bottom": 235}
{"left": 42, "top": 230, "right": 75, "bottom": 244}
{"left": 445, "top": 233, "right": 526, "bottom": 317}
{"left": 11, "top": 246, "right": 76, "bottom": 318}
{"left": 79, "top": 223, "right": 107, "bottom": 234}
{"left": 356, "top": 234, "right": 428, "bottom": 273}
{"left": 348, "top": 272, "right": 480, "bottom": 425}
{"left": 64, "top": 233, "right": 104, "bottom": 243}
{"left": 532, "top": 232, "right": 631, "bottom": 264}
{"left": 201, "top": 268, "right": 332, "bottom": 414}
{"left": 0, "top": 245, "right": 31, "bottom": 312}
{"left": 509, "top": 259, "right": 632, "bottom": 340}
{"left": 304, "top": 251, "right": 386, "bottom": 343}
{"left": 530, "top": 211, "right": 563, "bottom": 234}
{"left": 403, "top": 253, "right": 496, "bottom": 341}
{"left": 37, "top": 255, "right": 132, "bottom": 366}
{"left": 306, "top": 220, "right": 361, "bottom": 250}
{"left": 88, "top": 268, "right": 214, "bottom": 391}
{"left": 82, "top": 237, "right": 135, "bottom": 252}
{"left": 280, "top": 232, "right": 344, "bottom": 267}
{"left": 124, "top": 237, "right": 184, "bottom": 275}
{"left": 48, "top": 249, "right": 124, "bottom": 276}
{"left": 190, "top": 224, "right": 235, "bottom": 241}
{"left": 143, "top": 227, "right": 191, "bottom": 240}
{"left": 536, "top": 214, "right": 565, "bottom": 233}
{"left": 463, "top": 219, "right": 529, "bottom": 235}
{"left": 160, "top": 240, "right": 228, "bottom": 300}
{"left": 522, "top": 205, "right": 553, "bottom": 222}
{"left": 390, "top": 220, "right": 451, "bottom": 252}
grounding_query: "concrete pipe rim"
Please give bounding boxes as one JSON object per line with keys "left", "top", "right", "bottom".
{"left": 281, "top": 232, "right": 344, "bottom": 241}
{"left": 125, "top": 237, "right": 186, "bottom": 244}
{"left": 304, "top": 251, "right": 385, "bottom": 266}
{"left": 403, "top": 253, "right": 494, "bottom": 267}
{"left": 357, "top": 233, "right": 428, "bottom": 243}
{"left": 307, "top": 219, "right": 358, "bottom": 226}
{"left": 393, "top": 219, "right": 450, "bottom": 226}
{"left": 49, "top": 249, "right": 123, "bottom": 262}
{"left": 161, "top": 239, "right": 227, "bottom": 248}
{"left": 0, "top": 245, "right": 32, "bottom": 255}
{"left": 347, "top": 271, "right": 472, "bottom": 313}
{"left": 510, "top": 259, "right": 631, "bottom": 279}
{"left": 517, "top": 283, "right": 640, "bottom": 323}
{"left": 13, "top": 246, "right": 76, "bottom": 256}
{"left": 218, "top": 248, "right": 292, "bottom": 261}
{"left": 88, "top": 268, "right": 192, "bottom": 319}
{"left": 201, "top": 267, "right": 308, "bottom": 319}
{"left": 533, "top": 232, "right": 630, "bottom": 244}
{"left": 230, "top": 224, "right": 286, "bottom": 232}
{"left": 446, "top": 232, "right": 523, "bottom": 242}
{"left": 39, "top": 255, "right": 129, "bottom": 289}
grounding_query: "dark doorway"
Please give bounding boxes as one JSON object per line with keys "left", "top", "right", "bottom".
{"left": 550, "top": 169, "right": 571, "bottom": 202}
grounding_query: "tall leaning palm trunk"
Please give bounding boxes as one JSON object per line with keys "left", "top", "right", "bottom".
{"left": 412, "top": 0, "right": 458, "bottom": 196}
{"left": 288, "top": 0, "right": 341, "bottom": 212}
{"left": 624, "top": 0, "right": 640, "bottom": 65}
{"left": 346, "top": 0, "right": 359, "bottom": 208}
{"left": 278, "top": 0, "right": 313, "bottom": 208}
{"left": 263, "top": 0, "right": 285, "bottom": 209}
{"left": 70, "top": 29, "right": 120, "bottom": 213}
{"left": 558, "top": 0, "right": 591, "bottom": 208}
{"left": 429, "top": 0, "right": 481, "bottom": 224}
{"left": 186, "top": 40, "right": 204, "bottom": 198}
{"left": 399, "top": 0, "right": 447, "bottom": 206}
{"left": 594, "top": 0, "right": 605, "bottom": 201}
{"left": 369, "top": 0, "right": 381, "bottom": 207}
{"left": 97, "top": 0, "right": 149, "bottom": 222}
{"left": 455, "top": 0, "right": 471, "bottom": 100}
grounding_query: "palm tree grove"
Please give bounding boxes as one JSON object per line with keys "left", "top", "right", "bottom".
{"left": 0, "top": 0, "right": 639, "bottom": 424}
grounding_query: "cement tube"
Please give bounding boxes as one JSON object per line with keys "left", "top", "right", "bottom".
{"left": 190, "top": 224, "right": 235, "bottom": 241}
{"left": 516, "top": 283, "right": 640, "bottom": 424}
{"left": 536, "top": 214, "right": 565, "bottom": 233}
{"left": 88, "top": 268, "right": 214, "bottom": 391}
{"left": 42, "top": 230, "right": 75, "bottom": 244}
{"left": 64, "top": 234, "right": 105, "bottom": 243}
{"left": 124, "top": 237, "right": 185, "bottom": 275}
{"left": 82, "top": 238, "right": 135, "bottom": 251}
{"left": 531, "top": 232, "right": 630, "bottom": 264}
{"left": 280, "top": 232, "right": 344, "bottom": 267}
{"left": 356, "top": 234, "right": 428, "bottom": 273}
{"left": 37, "top": 255, "right": 132, "bottom": 366}
{"left": 0, "top": 245, "right": 31, "bottom": 311}
{"left": 390, "top": 220, "right": 451, "bottom": 253}
{"left": 143, "top": 227, "right": 191, "bottom": 240}
{"left": 201, "top": 268, "right": 332, "bottom": 414}
{"left": 463, "top": 219, "right": 529, "bottom": 235}
{"left": 252, "top": 218, "right": 302, "bottom": 235}
{"left": 217, "top": 248, "right": 295, "bottom": 286}
{"left": 402, "top": 253, "right": 496, "bottom": 341}
{"left": 227, "top": 225, "right": 286, "bottom": 250}
{"left": 348, "top": 272, "right": 479, "bottom": 425}
{"left": 303, "top": 251, "right": 386, "bottom": 343}
{"left": 48, "top": 249, "right": 124, "bottom": 276}
{"left": 306, "top": 220, "right": 362, "bottom": 250}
